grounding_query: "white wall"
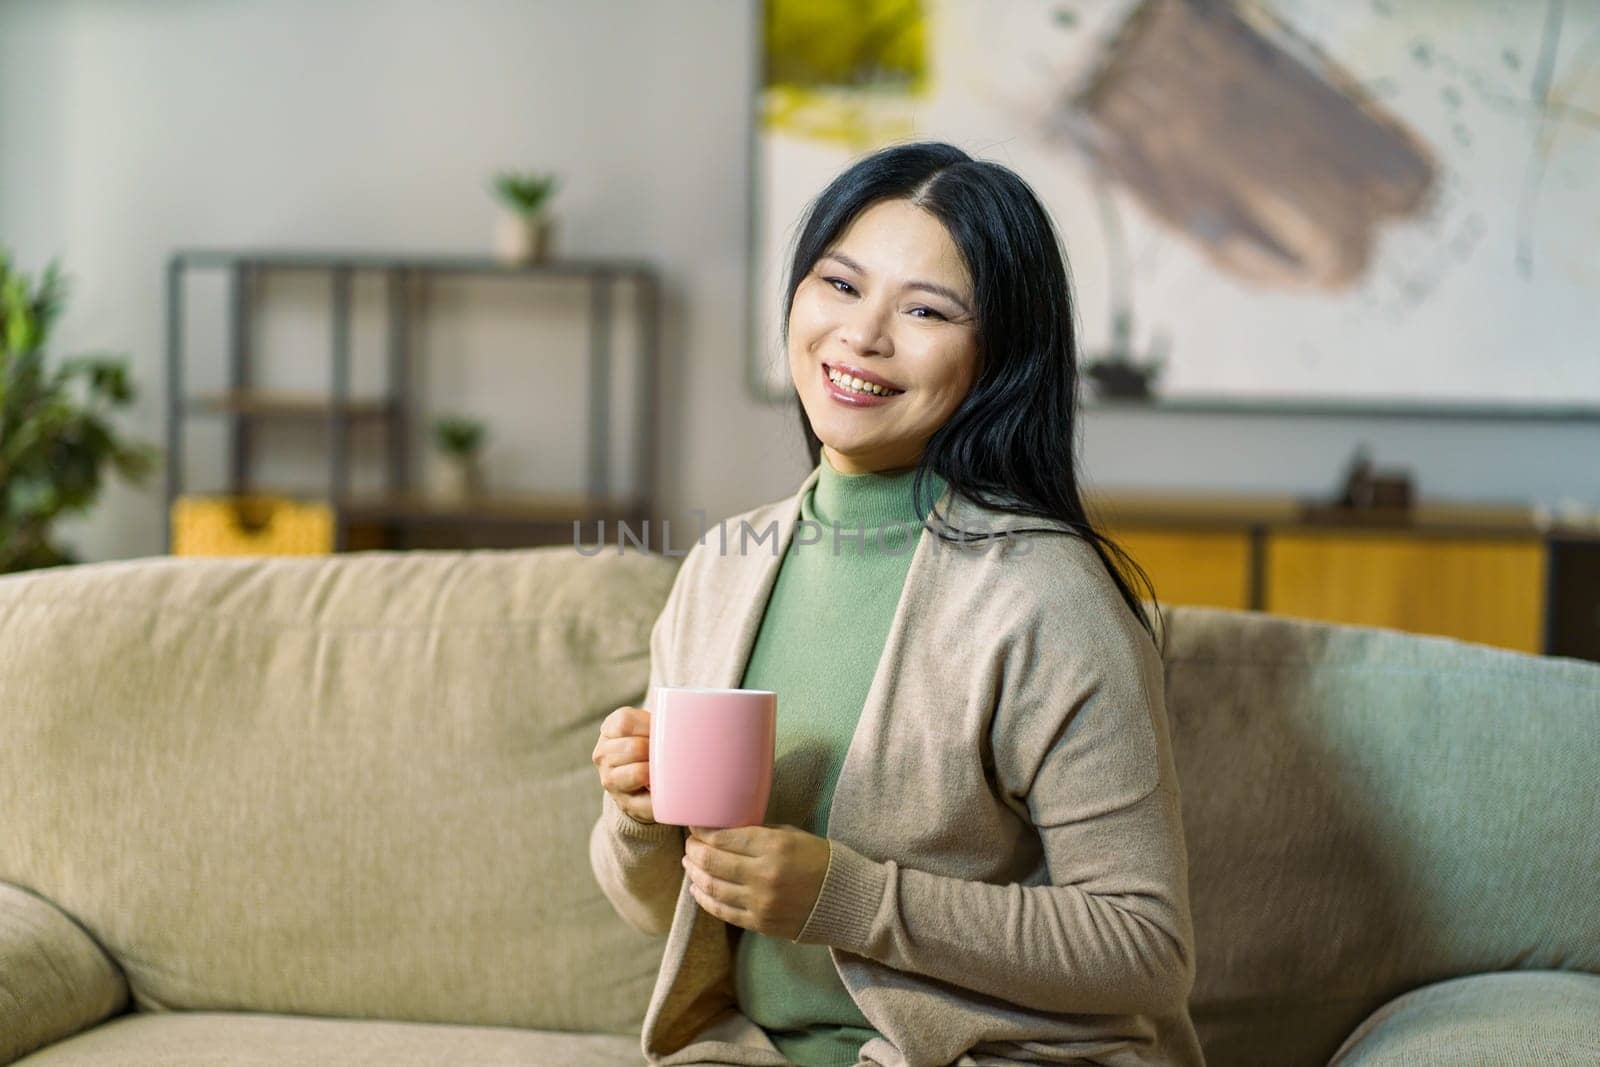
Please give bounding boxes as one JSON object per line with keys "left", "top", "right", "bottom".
{"left": 2, "top": 0, "right": 1596, "bottom": 566}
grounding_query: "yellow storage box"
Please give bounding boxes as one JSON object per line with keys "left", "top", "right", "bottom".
{"left": 171, "top": 494, "right": 335, "bottom": 556}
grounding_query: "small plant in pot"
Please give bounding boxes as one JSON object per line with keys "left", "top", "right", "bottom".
{"left": 490, "top": 171, "right": 560, "bottom": 264}
{"left": 430, "top": 416, "right": 488, "bottom": 503}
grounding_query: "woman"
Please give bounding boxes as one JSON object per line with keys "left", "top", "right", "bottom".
{"left": 591, "top": 141, "right": 1204, "bottom": 1067}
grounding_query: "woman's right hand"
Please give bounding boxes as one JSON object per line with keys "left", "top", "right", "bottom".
{"left": 592, "top": 705, "right": 655, "bottom": 824}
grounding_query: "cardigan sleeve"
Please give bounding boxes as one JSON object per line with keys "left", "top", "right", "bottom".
{"left": 792, "top": 576, "right": 1195, "bottom": 1020}
{"left": 587, "top": 551, "right": 692, "bottom": 938}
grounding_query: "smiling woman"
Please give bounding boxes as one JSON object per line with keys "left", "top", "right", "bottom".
{"left": 779, "top": 144, "right": 1161, "bottom": 645}
{"left": 591, "top": 140, "right": 1198, "bottom": 1067}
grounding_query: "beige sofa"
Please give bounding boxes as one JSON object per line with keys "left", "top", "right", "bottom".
{"left": 1, "top": 547, "right": 1597, "bottom": 1066}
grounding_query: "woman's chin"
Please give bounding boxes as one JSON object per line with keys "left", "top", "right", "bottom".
{"left": 816, "top": 433, "right": 874, "bottom": 459}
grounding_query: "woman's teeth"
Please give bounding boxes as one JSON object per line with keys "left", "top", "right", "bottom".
{"left": 828, "top": 366, "right": 901, "bottom": 396}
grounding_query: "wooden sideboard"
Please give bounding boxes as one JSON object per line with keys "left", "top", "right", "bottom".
{"left": 1084, "top": 490, "right": 1600, "bottom": 661}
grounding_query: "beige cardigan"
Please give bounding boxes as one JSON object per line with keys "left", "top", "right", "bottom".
{"left": 590, "top": 465, "right": 1204, "bottom": 1067}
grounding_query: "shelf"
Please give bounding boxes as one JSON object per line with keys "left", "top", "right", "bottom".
{"left": 171, "top": 248, "right": 655, "bottom": 279}
{"left": 1085, "top": 487, "right": 1600, "bottom": 539}
{"left": 165, "top": 247, "right": 659, "bottom": 554}
{"left": 188, "top": 389, "right": 395, "bottom": 421}
{"left": 1086, "top": 490, "right": 1302, "bottom": 528}
{"left": 239, "top": 490, "right": 647, "bottom": 526}
{"left": 1082, "top": 394, "right": 1600, "bottom": 423}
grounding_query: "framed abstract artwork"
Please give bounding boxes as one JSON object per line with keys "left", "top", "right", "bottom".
{"left": 746, "top": 0, "right": 1600, "bottom": 418}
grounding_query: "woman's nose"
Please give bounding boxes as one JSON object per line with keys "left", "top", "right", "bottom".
{"left": 838, "top": 298, "right": 892, "bottom": 356}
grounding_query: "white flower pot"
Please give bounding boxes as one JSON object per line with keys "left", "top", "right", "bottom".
{"left": 495, "top": 213, "right": 555, "bottom": 264}
{"left": 431, "top": 454, "right": 485, "bottom": 502}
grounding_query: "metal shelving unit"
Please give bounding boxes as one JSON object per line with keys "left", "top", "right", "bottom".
{"left": 164, "top": 249, "right": 659, "bottom": 552}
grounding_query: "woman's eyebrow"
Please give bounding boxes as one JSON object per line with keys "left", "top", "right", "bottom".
{"left": 821, "top": 251, "right": 972, "bottom": 316}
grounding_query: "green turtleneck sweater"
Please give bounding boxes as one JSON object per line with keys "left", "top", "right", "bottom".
{"left": 734, "top": 452, "right": 947, "bottom": 1067}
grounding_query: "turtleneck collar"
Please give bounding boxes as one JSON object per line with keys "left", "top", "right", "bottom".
{"left": 805, "top": 449, "right": 946, "bottom": 531}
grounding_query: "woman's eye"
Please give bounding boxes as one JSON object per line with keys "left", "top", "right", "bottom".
{"left": 822, "top": 277, "right": 945, "bottom": 320}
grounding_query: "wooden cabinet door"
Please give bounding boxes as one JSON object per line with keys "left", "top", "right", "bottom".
{"left": 1265, "top": 532, "right": 1547, "bottom": 652}
{"left": 1102, "top": 527, "right": 1255, "bottom": 611}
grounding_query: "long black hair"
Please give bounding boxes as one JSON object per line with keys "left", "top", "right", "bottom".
{"left": 780, "top": 140, "right": 1164, "bottom": 653}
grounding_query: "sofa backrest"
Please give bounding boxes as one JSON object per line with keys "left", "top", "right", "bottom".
{"left": 1161, "top": 605, "right": 1600, "bottom": 1067}
{"left": 0, "top": 547, "right": 681, "bottom": 1037}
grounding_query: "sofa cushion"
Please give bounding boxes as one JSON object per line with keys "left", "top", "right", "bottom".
{"left": 10, "top": 1010, "right": 644, "bottom": 1065}
{"left": 1326, "top": 970, "right": 1600, "bottom": 1065}
{"left": 0, "top": 882, "right": 128, "bottom": 1062}
{"left": 1159, "top": 606, "right": 1600, "bottom": 1067}
{"left": 0, "top": 548, "right": 681, "bottom": 1037}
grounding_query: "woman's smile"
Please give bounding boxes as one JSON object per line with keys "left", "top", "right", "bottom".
{"left": 822, "top": 362, "right": 905, "bottom": 407}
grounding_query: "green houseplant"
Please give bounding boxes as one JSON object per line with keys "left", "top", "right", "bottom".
{"left": 490, "top": 171, "right": 561, "bottom": 264}
{"left": 0, "top": 250, "right": 162, "bottom": 573}
{"left": 429, "top": 415, "right": 487, "bottom": 502}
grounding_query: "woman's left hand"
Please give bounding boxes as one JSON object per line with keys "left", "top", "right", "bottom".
{"left": 683, "top": 823, "right": 831, "bottom": 941}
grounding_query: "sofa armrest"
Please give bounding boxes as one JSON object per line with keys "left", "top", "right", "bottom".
{"left": 0, "top": 881, "right": 129, "bottom": 1065}
{"left": 1328, "top": 970, "right": 1600, "bottom": 1065}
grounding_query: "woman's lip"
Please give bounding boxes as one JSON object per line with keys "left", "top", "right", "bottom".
{"left": 822, "top": 363, "right": 902, "bottom": 406}
{"left": 824, "top": 362, "right": 902, "bottom": 392}
{"left": 825, "top": 367, "right": 902, "bottom": 399}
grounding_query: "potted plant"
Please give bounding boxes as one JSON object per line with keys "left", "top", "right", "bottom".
{"left": 0, "top": 250, "right": 162, "bottom": 573}
{"left": 429, "top": 415, "right": 488, "bottom": 502}
{"left": 490, "top": 171, "right": 561, "bottom": 264}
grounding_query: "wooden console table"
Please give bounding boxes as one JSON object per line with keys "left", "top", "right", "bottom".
{"left": 1085, "top": 490, "right": 1600, "bottom": 662}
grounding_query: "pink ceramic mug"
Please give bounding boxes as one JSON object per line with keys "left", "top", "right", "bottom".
{"left": 648, "top": 686, "right": 776, "bottom": 828}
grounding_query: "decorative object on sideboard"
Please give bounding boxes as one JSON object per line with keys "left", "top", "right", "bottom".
{"left": 430, "top": 416, "right": 488, "bottom": 502}
{"left": 490, "top": 171, "right": 561, "bottom": 265}
{"left": 0, "top": 249, "right": 162, "bottom": 574}
{"left": 1083, "top": 309, "right": 1168, "bottom": 401}
{"left": 1082, "top": 169, "right": 1168, "bottom": 403}
{"left": 1531, "top": 498, "right": 1600, "bottom": 532}
{"left": 1299, "top": 442, "right": 1417, "bottom": 524}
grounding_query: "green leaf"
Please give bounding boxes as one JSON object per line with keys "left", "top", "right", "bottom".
{"left": 490, "top": 171, "right": 560, "bottom": 216}
{"left": 0, "top": 250, "right": 161, "bottom": 569}
{"left": 110, "top": 440, "right": 162, "bottom": 483}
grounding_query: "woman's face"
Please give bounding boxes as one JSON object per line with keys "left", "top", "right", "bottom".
{"left": 789, "top": 198, "right": 981, "bottom": 475}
